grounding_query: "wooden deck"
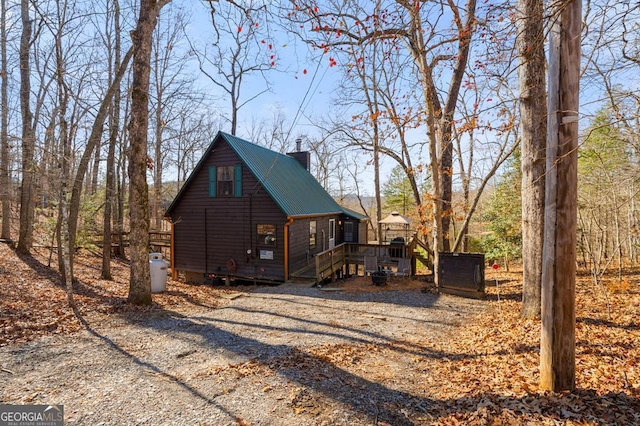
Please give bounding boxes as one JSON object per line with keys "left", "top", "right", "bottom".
{"left": 289, "top": 238, "right": 432, "bottom": 284}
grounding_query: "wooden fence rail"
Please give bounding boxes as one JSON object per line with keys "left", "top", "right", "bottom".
{"left": 92, "top": 230, "right": 171, "bottom": 253}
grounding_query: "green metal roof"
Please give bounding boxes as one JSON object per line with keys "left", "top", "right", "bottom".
{"left": 341, "top": 206, "right": 369, "bottom": 221}
{"left": 166, "top": 131, "right": 353, "bottom": 218}
{"left": 223, "top": 132, "right": 344, "bottom": 216}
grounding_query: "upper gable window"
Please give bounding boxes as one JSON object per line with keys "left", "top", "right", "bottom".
{"left": 217, "top": 166, "right": 234, "bottom": 196}
{"left": 209, "top": 165, "right": 242, "bottom": 197}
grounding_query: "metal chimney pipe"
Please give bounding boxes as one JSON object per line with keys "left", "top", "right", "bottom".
{"left": 295, "top": 138, "right": 302, "bottom": 152}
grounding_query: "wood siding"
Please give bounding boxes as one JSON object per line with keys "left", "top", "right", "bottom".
{"left": 337, "top": 218, "right": 368, "bottom": 245}
{"left": 170, "top": 140, "right": 287, "bottom": 281}
{"left": 288, "top": 215, "right": 341, "bottom": 274}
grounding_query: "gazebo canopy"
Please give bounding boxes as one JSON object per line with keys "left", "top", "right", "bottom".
{"left": 380, "top": 211, "right": 411, "bottom": 225}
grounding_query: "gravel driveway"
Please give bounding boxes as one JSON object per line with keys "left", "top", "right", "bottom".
{"left": 1, "top": 284, "right": 486, "bottom": 425}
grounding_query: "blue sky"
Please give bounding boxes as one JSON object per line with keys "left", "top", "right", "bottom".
{"left": 175, "top": 0, "right": 391, "bottom": 195}
{"left": 182, "top": 1, "right": 337, "bottom": 137}
{"left": 167, "top": 0, "right": 640, "bottom": 200}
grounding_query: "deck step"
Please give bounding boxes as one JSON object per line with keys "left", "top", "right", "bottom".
{"left": 282, "top": 279, "right": 316, "bottom": 287}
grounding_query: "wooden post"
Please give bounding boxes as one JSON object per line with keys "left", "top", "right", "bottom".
{"left": 540, "top": 0, "right": 581, "bottom": 392}
{"left": 315, "top": 254, "right": 321, "bottom": 284}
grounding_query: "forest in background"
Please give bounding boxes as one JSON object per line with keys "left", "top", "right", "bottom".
{"left": 0, "top": 1, "right": 636, "bottom": 267}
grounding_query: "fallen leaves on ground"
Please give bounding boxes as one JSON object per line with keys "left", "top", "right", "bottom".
{"left": 1, "top": 244, "right": 638, "bottom": 424}
{"left": 0, "top": 245, "right": 233, "bottom": 346}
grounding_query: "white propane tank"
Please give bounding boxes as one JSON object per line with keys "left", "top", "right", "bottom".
{"left": 149, "top": 252, "right": 168, "bottom": 293}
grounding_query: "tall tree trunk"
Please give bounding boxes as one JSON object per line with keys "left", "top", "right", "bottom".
{"left": 438, "top": 0, "right": 476, "bottom": 252}
{"left": 115, "top": 91, "right": 131, "bottom": 259}
{"left": 517, "top": 0, "right": 547, "bottom": 319}
{"left": 0, "top": 0, "right": 10, "bottom": 241}
{"left": 90, "top": 141, "right": 102, "bottom": 195}
{"left": 41, "top": 113, "right": 57, "bottom": 212}
{"left": 153, "top": 83, "right": 163, "bottom": 230}
{"left": 116, "top": 112, "right": 128, "bottom": 258}
{"left": 102, "top": 114, "right": 118, "bottom": 279}
{"left": 127, "top": 0, "right": 169, "bottom": 305}
{"left": 17, "top": 0, "right": 35, "bottom": 254}
{"left": 540, "top": 0, "right": 580, "bottom": 392}
{"left": 373, "top": 124, "right": 382, "bottom": 243}
{"left": 629, "top": 187, "right": 637, "bottom": 265}
{"left": 230, "top": 88, "right": 237, "bottom": 136}
{"left": 59, "top": 178, "right": 74, "bottom": 307}
{"left": 102, "top": 0, "right": 122, "bottom": 280}
{"left": 56, "top": 45, "right": 74, "bottom": 308}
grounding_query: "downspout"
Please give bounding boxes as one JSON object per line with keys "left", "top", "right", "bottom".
{"left": 165, "top": 216, "right": 177, "bottom": 280}
{"left": 284, "top": 216, "right": 294, "bottom": 281}
{"left": 204, "top": 208, "right": 208, "bottom": 275}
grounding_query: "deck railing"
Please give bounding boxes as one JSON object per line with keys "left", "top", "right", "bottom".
{"left": 311, "top": 240, "right": 418, "bottom": 283}
{"left": 314, "top": 244, "right": 346, "bottom": 283}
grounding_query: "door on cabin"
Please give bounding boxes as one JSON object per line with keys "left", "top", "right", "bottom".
{"left": 329, "top": 219, "right": 335, "bottom": 249}
{"left": 344, "top": 221, "right": 355, "bottom": 243}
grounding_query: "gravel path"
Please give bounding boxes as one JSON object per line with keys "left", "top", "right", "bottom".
{"left": 1, "top": 285, "right": 486, "bottom": 425}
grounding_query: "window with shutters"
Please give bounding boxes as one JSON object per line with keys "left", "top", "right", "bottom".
{"left": 209, "top": 165, "right": 242, "bottom": 197}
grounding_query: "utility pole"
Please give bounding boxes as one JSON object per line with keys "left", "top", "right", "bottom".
{"left": 540, "top": 0, "right": 581, "bottom": 391}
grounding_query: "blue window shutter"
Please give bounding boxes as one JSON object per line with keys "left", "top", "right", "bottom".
{"left": 209, "top": 166, "right": 217, "bottom": 197}
{"left": 234, "top": 164, "right": 242, "bottom": 197}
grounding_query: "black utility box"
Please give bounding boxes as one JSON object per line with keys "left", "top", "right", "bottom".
{"left": 438, "top": 252, "right": 485, "bottom": 299}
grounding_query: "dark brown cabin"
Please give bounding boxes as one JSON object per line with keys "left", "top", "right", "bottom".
{"left": 165, "top": 132, "right": 368, "bottom": 283}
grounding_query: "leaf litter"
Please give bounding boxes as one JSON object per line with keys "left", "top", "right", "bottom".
{"left": 0, "top": 244, "right": 638, "bottom": 425}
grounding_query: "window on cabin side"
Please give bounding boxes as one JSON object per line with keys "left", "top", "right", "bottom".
{"left": 309, "top": 220, "right": 317, "bottom": 248}
{"left": 217, "top": 166, "right": 234, "bottom": 196}
{"left": 257, "top": 224, "right": 276, "bottom": 246}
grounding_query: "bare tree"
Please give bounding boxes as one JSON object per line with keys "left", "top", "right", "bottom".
{"left": 247, "top": 105, "right": 290, "bottom": 152}
{"left": 516, "top": 0, "right": 546, "bottom": 319}
{"left": 102, "top": 0, "right": 124, "bottom": 279}
{"left": 284, "top": 0, "right": 478, "bottom": 285}
{"left": 65, "top": 46, "right": 133, "bottom": 282}
{"left": 17, "top": 0, "right": 36, "bottom": 254}
{"left": 193, "top": 0, "right": 272, "bottom": 135}
{"left": 575, "top": 1, "right": 640, "bottom": 271}
{"left": 0, "top": 0, "right": 10, "bottom": 241}
{"left": 150, "top": 8, "right": 199, "bottom": 229}
{"left": 127, "top": 0, "right": 171, "bottom": 305}
{"left": 115, "top": 72, "right": 132, "bottom": 259}
{"left": 450, "top": 76, "right": 520, "bottom": 253}
{"left": 51, "top": 0, "right": 75, "bottom": 306}
{"left": 169, "top": 112, "right": 218, "bottom": 191}
{"left": 305, "top": 133, "right": 348, "bottom": 196}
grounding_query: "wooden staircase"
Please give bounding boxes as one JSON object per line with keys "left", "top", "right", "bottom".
{"left": 410, "top": 237, "right": 433, "bottom": 270}
{"left": 414, "top": 251, "right": 432, "bottom": 269}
